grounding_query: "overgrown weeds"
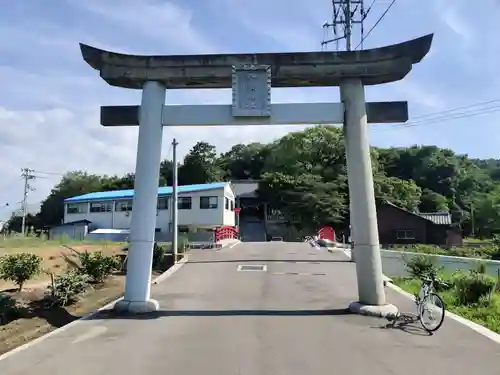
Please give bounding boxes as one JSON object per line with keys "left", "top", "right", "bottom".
{"left": 393, "top": 257, "right": 500, "bottom": 333}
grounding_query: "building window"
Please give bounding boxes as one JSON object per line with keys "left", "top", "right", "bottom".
{"left": 230, "top": 200, "right": 234, "bottom": 211}
{"left": 170, "top": 223, "right": 190, "bottom": 233}
{"left": 396, "top": 230, "right": 415, "bottom": 240}
{"left": 116, "top": 200, "right": 133, "bottom": 212}
{"left": 178, "top": 197, "right": 192, "bottom": 210}
{"left": 89, "top": 201, "right": 113, "bottom": 213}
{"left": 225, "top": 197, "right": 229, "bottom": 210}
{"left": 66, "top": 203, "right": 87, "bottom": 214}
{"left": 200, "top": 196, "right": 218, "bottom": 209}
{"left": 157, "top": 197, "right": 169, "bottom": 210}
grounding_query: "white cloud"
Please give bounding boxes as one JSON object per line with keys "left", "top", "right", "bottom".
{"left": 68, "top": 0, "right": 218, "bottom": 54}
{"left": 2, "top": 0, "right": 500, "bottom": 220}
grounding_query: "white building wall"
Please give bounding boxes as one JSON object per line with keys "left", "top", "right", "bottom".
{"left": 64, "top": 185, "right": 236, "bottom": 232}
{"left": 49, "top": 223, "right": 88, "bottom": 241}
{"left": 223, "top": 184, "right": 236, "bottom": 226}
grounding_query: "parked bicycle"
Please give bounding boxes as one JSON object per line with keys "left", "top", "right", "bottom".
{"left": 414, "top": 269, "right": 447, "bottom": 332}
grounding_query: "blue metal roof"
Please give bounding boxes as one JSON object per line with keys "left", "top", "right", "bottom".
{"left": 64, "top": 182, "right": 227, "bottom": 203}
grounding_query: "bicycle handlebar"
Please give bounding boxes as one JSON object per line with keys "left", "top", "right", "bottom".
{"left": 421, "top": 275, "right": 449, "bottom": 288}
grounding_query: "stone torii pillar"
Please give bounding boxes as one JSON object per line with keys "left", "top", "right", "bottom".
{"left": 79, "top": 34, "right": 433, "bottom": 315}
{"left": 341, "top": 79, "right": 387, "bottom": 312}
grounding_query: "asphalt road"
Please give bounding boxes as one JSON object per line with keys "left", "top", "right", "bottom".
{"left": 1, "top": 242, "right": 499, "bottom": 374}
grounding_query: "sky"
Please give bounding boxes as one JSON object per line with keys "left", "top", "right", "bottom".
{"left": 1, "top": 0, "right": 500, "bottom": 220}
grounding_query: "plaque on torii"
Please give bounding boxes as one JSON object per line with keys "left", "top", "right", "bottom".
{"left": 231, "top": 64, "right": 271, "bottom": 118}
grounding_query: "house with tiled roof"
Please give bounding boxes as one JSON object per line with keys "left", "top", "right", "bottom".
{"left": 376, "top": 200, "right": 462, "bottom": 246}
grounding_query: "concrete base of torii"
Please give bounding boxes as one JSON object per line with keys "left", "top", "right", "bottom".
{"left": 341, "top": 78, "right": 397, "bottom": 317}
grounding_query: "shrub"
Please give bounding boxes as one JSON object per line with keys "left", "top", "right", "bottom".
{"left": 403, "top": 254, "right": 438, "bottom": 279}
{"left": 491, "top": 235, "right": 500, "bottom": 249}
{"left": 0, "top": 253, "right": 42, "bottom": 291}
{"left": 179, "top": 236, "right": 189, "bottom": 253}
{"left": 0, "top": 294, "right": 21, "bottom": 325}
{"left": 473, "top": 262, "right": 487, "bottom": 274}
{"left": 152, "top": 242, "right": 167, "bottom": 270}
{"left": 77, "top": 251, "right": 118, "bottom": 283}
{"left": 453, "top": 270, "right": 497, "bottom": 305}
{"left": 152, "top": 242, "right": 176, "bottom": 271}
{"left": 411, "top": 244, "right": 447, "bottom": 255}
{"left": 46, "top": 270, "right": 91, "bottom": 307}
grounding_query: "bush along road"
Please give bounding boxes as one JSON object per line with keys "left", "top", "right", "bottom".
{"left": 392, "top": 254, "right": 500, "bottom": 334}
{"left": 0, "top": 241, "right": 184, "bottom": 355}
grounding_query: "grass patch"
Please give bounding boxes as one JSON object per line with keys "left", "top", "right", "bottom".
{"left": 392, "top": 273, "right": 500, "bottom": 334}
{"left": 390, "top": 244, "right": 500, "bottom": 260}
{"left": 464, "top": 237, "right": 491, "bottom": 244}
{"left": 0, "top": 244, "right": 126, "bottom": 291}
{"left": 0, "top": 234, "right": 123, "bottom": 251}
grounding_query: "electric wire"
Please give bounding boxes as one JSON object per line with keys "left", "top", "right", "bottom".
{"left": 355, "top": 0, "right": 396, "bottom": 49}
{"left": 372, "top": 99, "right": 500, "bottom": 131}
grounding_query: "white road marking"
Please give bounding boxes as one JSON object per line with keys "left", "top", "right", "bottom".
{"left": 72, "top": 325, "right": 108, "bottom": 344}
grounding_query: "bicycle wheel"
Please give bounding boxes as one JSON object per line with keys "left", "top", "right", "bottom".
{"left": 419, "top": 292, "right": 445, "bottom": 332}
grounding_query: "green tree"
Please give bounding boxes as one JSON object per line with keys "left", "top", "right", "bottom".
{"left": 373, "top": 176, "right": 422, "bottom": 211}
{"left": 0, "top": 253, "right": 42, "bottom": 291}
{"left": 37, "top": 171, "right": 107, "bottom": 227}
{"left": 258, "top": 126, "right": 348, "bottom": 230}
{"left": 219, "top": 143, "right": 270, "bottom": 180}
{"left": 258, "top": 172, "right": 347, "bottom": 231}
{"left": 419, "top": 189, "right": 449, "bottom": 212}
{"left": 159, "top": 159, "right": 174, "bottom": 186}
{"left": 179, "top": 142, "right": 223, "bottom": 185}
{"left": 470, "top": 187, "right": 500, "bottom": 238}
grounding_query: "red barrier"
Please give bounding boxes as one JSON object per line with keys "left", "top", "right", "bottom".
{"left": 214, "top": 226, "right": 238, "bottom": 243}
{"left": 318, "top": 226, "right": 335, "bottom": 242}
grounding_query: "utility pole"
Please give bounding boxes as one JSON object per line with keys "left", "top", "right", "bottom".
{"left": 471, "top": 203, "right": 475, "bottom": 238}
{"left": 321, "top": 0, "right": 371, "bottom": 51}
{"left": 171, "top": 139, "right": 179, "bottom": 262}
{"left": 21, "top": 168, "right": 36, "bottom": 236}
{"left": 345, "top": 0, "right": 353, "bottom": 50}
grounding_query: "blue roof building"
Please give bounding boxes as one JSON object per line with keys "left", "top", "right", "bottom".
{"left": 64, "top": 182, "right": 228, "bottom": 203}
{"left": 61, "top": 182, "right": 236, "bottom": 236}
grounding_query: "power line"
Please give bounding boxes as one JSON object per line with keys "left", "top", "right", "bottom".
{"left": 321, "top": 0, "right": 393, "bottom": 51}
{"left": 321, "top": 0, "right": 367, "bottom": 51}
{"left": 388, "top": 106, "right": 500, "bottom": 130}
{"left": 407, "top": 99, "right": 500, "bottom": 121}
{"left": 354, "top": 0, "right": 396, "bottom": 49}
{"left": 400, "top": 106, "right": 500, "bottom": 127}
{"left": 372, "top": 99, "right": 500, "bottom": 131}
{"left": 32, "top": 170, "right": 65, "bottom": 176}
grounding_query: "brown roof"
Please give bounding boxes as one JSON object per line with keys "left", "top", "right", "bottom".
{"left": 380, "top": 200, "right": 452, "bottom": 226}
{"left": 418, "top": 212, "right": 452, "bottom": 225}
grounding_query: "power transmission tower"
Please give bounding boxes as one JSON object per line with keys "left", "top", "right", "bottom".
{"left": 321, "top": 0, "right": 373, "bottom": 51}
{"left": 20, "top": 168, "right": 36, "bottom": 235}
{"left": 171, "top": 138, "right": 179, "bottom": 263}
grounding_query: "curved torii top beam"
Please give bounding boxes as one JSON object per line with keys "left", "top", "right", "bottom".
{"left": 79, "top": 34, "right": 433, "bottom": 90}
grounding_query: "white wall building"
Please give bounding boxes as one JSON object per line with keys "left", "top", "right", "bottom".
{"left": 63, "top": 182, "right": 236, "bottom": 234}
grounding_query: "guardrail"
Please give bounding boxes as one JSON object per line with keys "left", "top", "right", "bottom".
{"left": 214, "top": 226, "right": 239, "bottom": 243}
{"left": 380, "top": 249, "right": 500, "bottom": 277}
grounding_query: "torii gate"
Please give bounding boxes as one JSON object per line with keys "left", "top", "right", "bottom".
{"left": 79, "top": 34, "right": 433, "bottom": 316}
